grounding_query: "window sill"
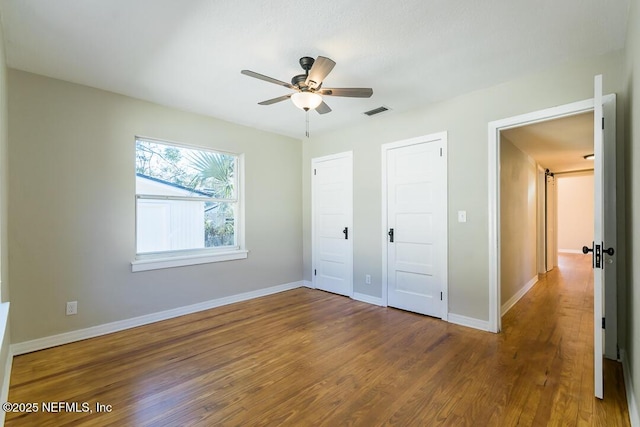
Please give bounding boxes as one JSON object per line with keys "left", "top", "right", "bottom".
{"left": 131, "top": 250, "right": 248, "bottom": 272}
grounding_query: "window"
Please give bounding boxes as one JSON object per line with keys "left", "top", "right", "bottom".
{"left": 132, "top": 137, "right": 246, "bottom": 272}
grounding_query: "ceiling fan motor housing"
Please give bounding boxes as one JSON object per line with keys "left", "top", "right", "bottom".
{"left": 291, "top": 74, "right": 308, "bottom": 88}
{"left": 299, "top": 56, "right": 315, "bottom": 71}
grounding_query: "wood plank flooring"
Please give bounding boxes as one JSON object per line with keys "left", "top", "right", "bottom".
{"left": 6, "top": 253, "right": 630, "bottom": 426}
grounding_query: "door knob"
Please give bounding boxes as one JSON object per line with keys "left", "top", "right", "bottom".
{"left": 582, "top": 245, "right": 593, "bottom": 254}
{"left": 603, "top": 247, "right": 614, "bottom": 256}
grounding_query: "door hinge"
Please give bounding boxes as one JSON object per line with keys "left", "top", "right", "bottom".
{"left": 440, "top": 148, "right": 443, "bottom": 157}
{"left": 602, "top": 117, "right": 605, "bottom": 130}
{"left": 440, "top": 292, "right": 443, "bottom": 301}
{"left": 314, "top": 269, "right": 317, "bottom": 276}
{"left": 602, "top": 317, "right": 605, "bottom": 329}
{"left": 314, "top": 169, "right": 316, "bottom": 176}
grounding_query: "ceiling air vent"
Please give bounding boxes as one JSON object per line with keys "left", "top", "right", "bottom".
{"left": 363, "top": 106, "right": 390, "bottom": 116}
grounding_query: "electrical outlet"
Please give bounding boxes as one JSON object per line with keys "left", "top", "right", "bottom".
{"left": 66, "top": 301, "right": 78, "bottom": 316}
{"left": 365, "top": 274, "right": 371, "bottom": 285}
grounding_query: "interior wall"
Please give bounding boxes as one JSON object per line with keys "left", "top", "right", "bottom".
{"left": 7, "top": 70, "right": 303, "bottom": 343}
{"left": 499, "top": 136, "right": 537, "bottom": 307}
{"left": 302, "top": 50, "right": 624, "bottom": 322}
{"left": 556, "top": 172, "right": 594, "bottom": 253}
{"left": 0, "top": 13, "right": 7, "bottom": 304}
{"left": 0, "top": 12, "right": 11, "bottom": 419}
{"left": 623, "top": 0, "right": 640, "bottom": 415}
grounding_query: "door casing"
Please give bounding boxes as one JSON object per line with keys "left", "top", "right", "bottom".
{"left": 488, "top": 95, "right": 617, "bottom": 338}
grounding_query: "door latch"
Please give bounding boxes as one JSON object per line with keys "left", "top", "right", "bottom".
{"left": 583, "top": 242, "right": 614, "bottom": 269}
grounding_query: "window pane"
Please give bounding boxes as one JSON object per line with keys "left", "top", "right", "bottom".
{"left": 205, "top": 202, "right": 236, "bottom": 247}
{"left": 137, "top": 199, "right": 236, "bottom": 253}
{"left": 136, "top": 139, "right": 236, "bottom": 199}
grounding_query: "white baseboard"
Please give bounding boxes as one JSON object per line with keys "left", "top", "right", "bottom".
{"left": 352, "top": 292, "right": 383, "bottom": 306}
{"left": 303, "top": 280, "right": 314, "bottom": 288}
{"left": 501, "top": 275, "right": 538, "bottom": 316}
{"left": 11, "top": 281, "right": 304, "bottom": 356}
{"left": 622, "top": 350, "right": 640, "bottom": 427}
{"left": 447, "top": 313, "right": 490, "bottom": 332}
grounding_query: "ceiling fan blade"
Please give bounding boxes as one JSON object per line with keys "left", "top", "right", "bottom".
{"left": 316, "top": 101, "right": 332, "bottom": 114}
{"left": 305, "top": 56, "right": 336, "bottom": 89}
{"left": 258, "top": 94, "right": 293, "bottom": 105}
{"left": 241, "top": 70, "right": 295, "bottom": 89}
{"left": 319, "top": 87, "right": 373, "bottom": 98}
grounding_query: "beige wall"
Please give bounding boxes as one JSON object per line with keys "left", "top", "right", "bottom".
{"left": 0, "top": 12, "right": 11, "bottom": 416}
{"left": 624, "top": 0, "right": 640, "bottom": 416}
{"left": 302, "top": 51, "right": 624, "bottom": 322}
{"left": 557, "top": 172, "right": 594, "bottom": 252}
{"left": 0, "top": 10, "right": 8, "bottom": 303}
{"left": 499, "top": 136, "right": 537, "bottom": 306}
{"left": 7, "top": 70, "right": 303, "bottom": 343}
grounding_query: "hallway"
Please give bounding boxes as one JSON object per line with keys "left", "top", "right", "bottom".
{"left": 500, "top": 252, "right": 629, "bottom": 425}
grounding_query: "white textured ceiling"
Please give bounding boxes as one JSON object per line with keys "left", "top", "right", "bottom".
{"left": 0, "top": 0, "right": 630, "bottom": 138}
{"left": 502, "top": 112, "right": 594, "bottom": 173}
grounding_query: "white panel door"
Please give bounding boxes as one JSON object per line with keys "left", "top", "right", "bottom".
{"left": 546, "top": 175, "right": 556, "bottom": 272}
{"left": 592, "top": 74, "right": 605, "bottom": 399}
{"left": 312, "top": 152, "right": 353, "bottom": 297}
{"left": 385, "top": 136, "right": 447, "bottom": 317}
{"left": 589, "top": 77, "right": 617, "bottom": 399}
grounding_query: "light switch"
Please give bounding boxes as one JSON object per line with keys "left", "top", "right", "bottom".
{"left": 458, "top": 211, "right": 467, "bottom": 223}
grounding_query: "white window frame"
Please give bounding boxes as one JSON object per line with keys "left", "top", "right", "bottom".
{"left": 131, "top": 136, "right": 247, "bottom": 272}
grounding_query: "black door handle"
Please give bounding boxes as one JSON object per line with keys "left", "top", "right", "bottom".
{"left": 343, "top": 227, "right": 348, "bottom": 240}
{"left": 583, "top": 242, "right": 596, "bottom": 268}
{"left": 603, "top": 247, "right": 614, "bottom": 256}
{"left": 388, "top": 228, "right": 394, "bottom": 243}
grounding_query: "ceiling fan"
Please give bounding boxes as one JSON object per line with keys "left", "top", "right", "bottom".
{"left": 241, "top": 56, "right": 373, "bottom": 114}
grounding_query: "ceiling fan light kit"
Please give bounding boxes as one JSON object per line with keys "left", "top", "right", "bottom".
{"left": 291, "top": 91, "right": 323, "bottom": 111}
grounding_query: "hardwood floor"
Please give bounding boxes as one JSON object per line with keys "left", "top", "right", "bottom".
{"left": 6, "top": 254, "right": 630, "bottom": 426}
